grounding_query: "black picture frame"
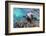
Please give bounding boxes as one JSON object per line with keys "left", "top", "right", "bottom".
{"left": 5, "top": 1, "right": 45, "bottom": 35}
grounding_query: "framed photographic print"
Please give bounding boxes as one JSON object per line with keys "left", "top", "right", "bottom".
{"left": 5, "top": 1, "right": 45, "bottom": 35}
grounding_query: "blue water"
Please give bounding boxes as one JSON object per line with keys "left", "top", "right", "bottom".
{"left": 13, "top": 8, "right": 27, "bottom": 21}
{"left": 13, "top": 8, "right": 39, "bottom": 22}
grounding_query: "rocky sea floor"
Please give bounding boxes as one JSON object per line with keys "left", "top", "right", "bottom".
{"left": 14, "top": 19, "right": 39, "bottom": 28}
